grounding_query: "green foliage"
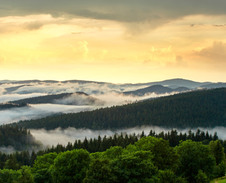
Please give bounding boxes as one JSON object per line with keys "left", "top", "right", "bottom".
{"left": 4, "top": 156, "right": 20, "bottom": 170}
{"left": 32, "top": 152, "right": 57, "bottom": 183}
{"left": 83, "top": 159, "right": 115, "bottom": 183}
{"left": 0, "top": 169, "right": 20, "bottom": 183}
{"left": 17, "top": 166, "right": 34, "bottom": 183}
{"left": 0, "top": 167, "right": 34, "bottom": 183}
{"left": 135, "top": 137, "right": 178, "bottom": 170}
{"left": 176, "top": 140, "right": 216, "bottom": 182}
{"left": 0, "top": 133, "right": 225, "bottom": 183}
{"left": 110, "top": 150, "right": 158, "bottom": 183}
{"left": 158, "top": 170, "right": 187, "bottom": 183}
{"left": 195, "top": 170, "right": 209, "bottom": 183}
{"left": 209, "top": 140, "right": 225, "bottom": 165}
{"left": 213, "top": 162, "right": 226, "bottom": 178}
{"left": 51, "top": 149, "right": 90, "bottom": 183}
{"left": 17, "top": 88, "right": 226, "bottom": 130}
{"left": 0, "top": 129, "right": 221, "bottom": 172}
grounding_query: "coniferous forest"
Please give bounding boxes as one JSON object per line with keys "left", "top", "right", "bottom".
{"left": 0, "top": 126, "right": 40, "bottom": 151}
{"left": 16, "top": 88, "right": 226, "bottom": 130}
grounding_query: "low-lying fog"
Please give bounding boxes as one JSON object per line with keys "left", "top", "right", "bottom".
{"left": 0, "top": 104, "right": 95, "bottom": 125}
{"left": 0, "top": 92, "right": 173, "bottom": 125}
{"left": 31, "top": 126, "right": 226, "bottom": 147}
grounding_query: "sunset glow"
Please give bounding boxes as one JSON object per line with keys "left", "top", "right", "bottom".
{"left": 0, "top": 1, "right": 226, "bottom": 83}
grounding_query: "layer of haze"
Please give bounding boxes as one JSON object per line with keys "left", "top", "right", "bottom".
{"left": 31, "top": 126, "right": 226, "bottom": 147}
{"left": 0, "top": 81, "right": 175, "bottom": 125}
{"left": 0, "top": 1, "right": 226, "bottom": 83}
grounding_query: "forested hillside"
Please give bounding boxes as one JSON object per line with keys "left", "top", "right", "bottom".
{"left": 17, "top": 88, "right": 226, "bottom": 130}
{"left": 0, "top": 125, "right": 40, "bottom": 151}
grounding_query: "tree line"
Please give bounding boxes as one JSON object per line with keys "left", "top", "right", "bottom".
{"left": 0, "top": 128, "right": 225, "bottom": 172}
{"left": 0, "top": 136, "right": 225, "bottom": 183}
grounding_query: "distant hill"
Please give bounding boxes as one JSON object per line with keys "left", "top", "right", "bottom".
{"left": 16, "top": 88, "right": 226, "bottom": 130}
{"left": 8, "top": 92, "right": 104, "bottom": 106}
{"left": 4, "top": 85, "right": 31, "bottom": 94}
{"left": 0, "top": 103, "right": 29, "bottom": 111}
{"left": 200, "top": 83, "right": 226, "bottom": 89}
{"left": 146, "top": 78, "right": 210, "bottom": 89}
{"left": 121, "top": 78, "right": 211, "bottom": 89}
{"left": 123, "top": 85, "right": 190, "bottom": 96}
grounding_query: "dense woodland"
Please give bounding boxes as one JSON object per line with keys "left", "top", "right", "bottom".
{"left": 0, "top": 126, "right": 40, "bottom": 151}
{"left": 0, "top": 128, "right": 225, "bottom": 182}
{"left": 16, "top": 88, "right": 226, "bottom": 130}
{"left": 0, "top": 130, "right": 225, "bottom": 183}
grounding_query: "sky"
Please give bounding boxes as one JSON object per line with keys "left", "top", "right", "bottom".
{"left": 0, "top": 0, "right": 226, "bottom": 83}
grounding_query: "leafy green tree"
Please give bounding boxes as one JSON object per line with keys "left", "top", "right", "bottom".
{"left": 158, "top": 169, "right": 187, "bottom": 183}
{"left": 176, "top": 140, "right": 215, "bottom": 182}
{"left": 195, "top": 170, "right": 209, "bottom": 183}
{"left": 4, "top": 156, "right": 20, "bottom": 170}
{"left": 17, "top": 166, "right": 34, "bottom": 183}
{"left": 110, "top": 150, "right": 158, "bottom": 183}
{"left": 51, "top": 149, "right": 90, "bottom": 183}
{"left": 83, "top": 159, "right": 115, "bottom": 183}
{"left": 32, "top": 152, "right": 57, "bottom": 183}
{"left": 209, "top": 140, "right": 225, "bottom": 165}
{"left": 103, "top": 146, "right": 124, "bottom": 159}
{"left": 135, "top": 136, "right": 178, "bottom": 170}
{"left": 213, "top": 161, "right": 226, "bottom": 178}
{"left": 0, "top": 169, "right": 20, "bottom": 183}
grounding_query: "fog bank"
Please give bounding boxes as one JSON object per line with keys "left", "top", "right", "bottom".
{"left": 0, "top": 104, "right": 94, "bottom": 125}
{"left": 31, "top": 126, "right": 226, "bottom": 147}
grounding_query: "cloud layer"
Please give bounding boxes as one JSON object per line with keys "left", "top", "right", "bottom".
{"left": 1, "top": 0, "right": 226, "bottom": 26}
{"left": 31, "top": 126, "right": 226, "bottom": 147}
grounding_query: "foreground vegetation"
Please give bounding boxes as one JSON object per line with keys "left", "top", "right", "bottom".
{"left": 16, "top": 88, "right": 226, "bottom": 130}
{"left": 0, "top": 129, "right": 225, "bottom": 183}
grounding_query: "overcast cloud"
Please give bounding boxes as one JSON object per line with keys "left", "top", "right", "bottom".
{"left": 0, "top": 0, "right": 226, "bottom": 27}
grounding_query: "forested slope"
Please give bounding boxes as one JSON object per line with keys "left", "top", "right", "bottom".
{"left": 17, "top": 88, "right": 226, "bottom": 130}
{"left": 0, "top": 125, "right": 40, "bottom": 151}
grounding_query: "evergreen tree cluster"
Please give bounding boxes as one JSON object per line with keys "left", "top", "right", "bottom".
{"left": 0, "top": 129, "right": 225, "bottom": 170}
{"left": 17, "top": 88, "right": 226, "bottom": 130}
{"left": 0, "top": 125, "right": 40, "bottom": 151}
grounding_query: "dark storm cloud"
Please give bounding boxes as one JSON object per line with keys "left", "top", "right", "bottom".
{"left": 0, "top": 0, "right": 226, "bottom": 26}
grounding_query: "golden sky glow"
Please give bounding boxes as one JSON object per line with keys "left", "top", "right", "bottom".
{"left": 0, "top": 1, "right": 226, "bottom": 83}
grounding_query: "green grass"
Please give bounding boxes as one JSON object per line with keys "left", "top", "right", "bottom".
{"left": 211, "top": 176, "right": 226, "bottom": 183}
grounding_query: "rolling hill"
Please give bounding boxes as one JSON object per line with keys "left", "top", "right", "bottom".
{"left": 123, "top": 85, "right": 190, "bottom": 96}
{"left": 16, "top": 88, "right": 226, "bottom": 130}
{"left": 8, "top": 92, "right": 104, "bottom": 106}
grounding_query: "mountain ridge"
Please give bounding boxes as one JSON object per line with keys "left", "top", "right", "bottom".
{"left": 15, "top": 88, "right": 226, "bottom": 130}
